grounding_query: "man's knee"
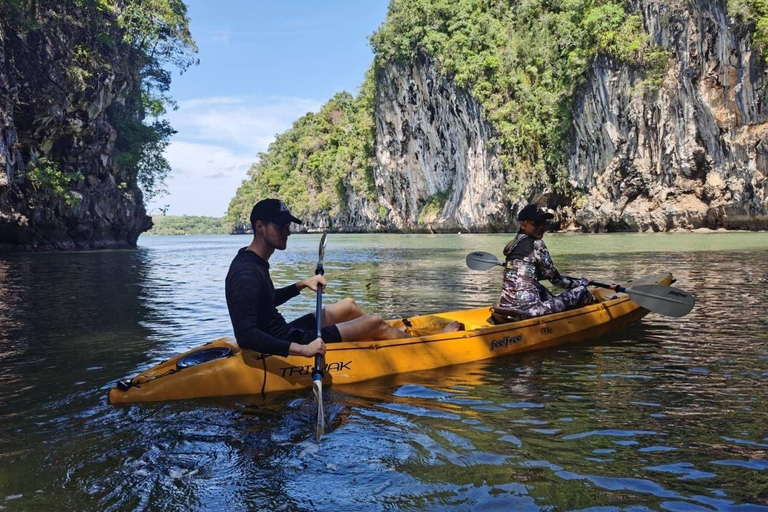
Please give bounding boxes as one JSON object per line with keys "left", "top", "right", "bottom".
{"left": 366, "top": 314, "right": 386, "bottom": 331}
{"left": 342, "top": 297, "right": 362, "bottom": 313}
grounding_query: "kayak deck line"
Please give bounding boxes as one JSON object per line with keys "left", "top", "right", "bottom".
{"left": 108, "top": 272, "right": 672, "bottom": 404}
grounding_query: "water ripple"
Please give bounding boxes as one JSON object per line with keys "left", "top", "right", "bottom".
{"left": 1, "top": 234, "right": 768, "bottom": 509}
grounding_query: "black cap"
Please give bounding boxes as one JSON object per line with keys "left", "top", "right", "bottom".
{"left": 517, "top": 204, "right": 554, "bottom": 222}
{"left": 250, "top": 199, "right": 303, "bottom": 227}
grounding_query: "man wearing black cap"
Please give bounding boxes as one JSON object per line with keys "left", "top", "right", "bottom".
{"left": 225, "top": 198, "right": 438, "bottom": 358}
{"left": 497, "top": 204, "right": 595, "bottom": 318}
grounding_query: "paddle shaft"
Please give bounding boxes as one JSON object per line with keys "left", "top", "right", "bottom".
{"left": 312, "top": 262, "right": 325, "bottom": 380}
{"left": 590, "top": 281, "right": 624, "bottom": 292}
{"left": 590, "top": 281, "right": 694, "bottom": 307}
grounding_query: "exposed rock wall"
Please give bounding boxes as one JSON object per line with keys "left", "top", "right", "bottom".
{"left": 301, "top": 183, "right": 386, "bottom": 233}
{"left": 373, "top": 55, "right": 513, "bottom": 232}
{"left": 0, "top": 5, "right": 151, "bottom": 251}
{"left": 353, "top": 0, "right": 768, "bottom": 233}
{"left": 568, "top": 0, "right": 768, "bottom": 231}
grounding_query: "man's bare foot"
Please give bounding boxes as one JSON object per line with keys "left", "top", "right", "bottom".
{"left": 440, "top": 321, "right": 465, "bottom": 333}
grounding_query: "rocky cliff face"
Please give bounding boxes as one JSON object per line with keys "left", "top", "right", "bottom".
{"left": 0, "top": 5, "right": 151, "bottom": 251}
{"left": 355, "top": 0, "right": 767, "bottom": 233}
{"left": 292, "top": 54, "right": 514, "bottom": 234}
{"left": 373, "top": 55, "right": 513, "bottom": 232}
{"left": 300, "top": 180, "right": 385, "bottom": 233}
{"left": 568, "top": 0, "right": 768, "bottom": 231}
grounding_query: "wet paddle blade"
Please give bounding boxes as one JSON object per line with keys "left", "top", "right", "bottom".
{"left": 318, "top": 233, "right": 327, "bottom": 263}
{"left": 313, "top": 379, "right": 325, "bottom": 441}
{"left": 466, "top": 251, "right": 504, "bottom": 271}
{"left": 626, "top": 284, "right": 695, "bottom": 317}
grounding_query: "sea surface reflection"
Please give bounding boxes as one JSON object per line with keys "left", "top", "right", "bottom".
{"left": 0, "top": 233, "right": 767, "bottom": 511}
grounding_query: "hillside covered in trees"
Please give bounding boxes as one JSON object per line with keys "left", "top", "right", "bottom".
{"left": 145, "top": 215, "right": 229, "bottom": 235}
{"left": 228, "top": 0, "right": 768, "bottom": 233}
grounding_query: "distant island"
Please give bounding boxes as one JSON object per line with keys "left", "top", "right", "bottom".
{"left": 145, "top": 216, "right": 230, "bottom": 236}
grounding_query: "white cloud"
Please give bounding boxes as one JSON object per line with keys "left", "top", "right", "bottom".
{"left": 147, "top": 95, "right": 323, "bottom": 217}
{"left": 164, "top": 140, "right": 253, "bottom": 178}
{"left": 147, "top": 141, "right": 253, "bottom": 217}
{"left": 168, "top": 95, "right": 323, "bottom": 150}
{"left": 209, "top": 29, "right": 232, "bottom": 45}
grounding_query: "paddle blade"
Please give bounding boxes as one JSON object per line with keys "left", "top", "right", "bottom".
{"left": 318, "top": 233, "right": 327, "bottom": 263}
{"left": 466, "top": 251, "right": 504, "bottom": 271}
{"left": 313, "top": 379, "right": 325, "bottom": 441}
{"left": 626, "top": 284, "right": 695, "bottom": 317}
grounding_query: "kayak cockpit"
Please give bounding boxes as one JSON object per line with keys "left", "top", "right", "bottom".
{"left": 382, "top": 285, "right": 625, "bottom": 338}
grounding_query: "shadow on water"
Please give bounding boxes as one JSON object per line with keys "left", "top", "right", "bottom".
{"left": 0, "top": 233, "right": 767, "bottom": 510}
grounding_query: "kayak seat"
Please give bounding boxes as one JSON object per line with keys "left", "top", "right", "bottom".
{"left": 490, "top": 304, "right": 532, "bottom": 324}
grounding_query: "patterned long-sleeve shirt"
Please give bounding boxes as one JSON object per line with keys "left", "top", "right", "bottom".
{"left": 499, "top": 234, "right": 589, "bottom": 309}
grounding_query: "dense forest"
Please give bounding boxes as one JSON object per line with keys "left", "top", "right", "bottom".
{"left": 146, "top": 215, "right": 229, "bottom": 235}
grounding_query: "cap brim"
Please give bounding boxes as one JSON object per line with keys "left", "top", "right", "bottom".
{"left": 538, "top": 212, "right": 555, "bottom": 220}
{"left": 274, "top": 212, "right": 303, "bottom": 225}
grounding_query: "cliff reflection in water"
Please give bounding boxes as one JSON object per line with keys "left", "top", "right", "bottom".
{"left": 0, "top": 250, "right": 155, "bottom": 409}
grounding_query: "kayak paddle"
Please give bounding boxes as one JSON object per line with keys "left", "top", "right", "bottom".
{"left": 465, "top": 251, "right": 695, "bottom": 317}
{"left": 589, "top": 281, "right": 695, "bottom": 317}
{"left": 466, "top": 251, "right": 506, "bottom": 271}
{"left": 312, "top": 233, "right": 328, "bottom": 441}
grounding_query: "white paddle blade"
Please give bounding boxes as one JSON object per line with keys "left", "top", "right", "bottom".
{"left": 626, "top": 284, "right": 696, "bottom": 317}
{"left": 466, "top": 251, "right": 504, "bottom": 271}
{"left": 313, "top": 379, "right": 325, "bottom": 441}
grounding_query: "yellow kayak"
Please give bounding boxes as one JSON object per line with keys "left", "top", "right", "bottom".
{"left": 108, "top": 273, "right": 673, "bottom": 404}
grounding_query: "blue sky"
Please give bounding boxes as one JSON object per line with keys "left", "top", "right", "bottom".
{"left": 147, "top": 0, "right": 389, "bottom": 217}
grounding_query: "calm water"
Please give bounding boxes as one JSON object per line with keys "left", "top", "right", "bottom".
{"left": 1, "top": 233, "right": 767, "bottom": 511}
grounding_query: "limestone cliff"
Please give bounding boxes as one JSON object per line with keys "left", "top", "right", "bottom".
{"left": 568, "top": 0, "right": 768, "bottom": 231}
{"left": 298, "top": 55, "right": 514, "bottom": 233}
{"left": 368, "top": 0, "right": 767, "bottom": 232}
{"left": 373, "top": 55, "right": 513, "bottom": 232}
{"left": 0, "top": 1, "right": 193, "bottom": 250}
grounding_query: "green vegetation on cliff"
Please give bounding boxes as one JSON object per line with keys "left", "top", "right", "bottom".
{"left": 228, "top": 0, "right": 670, "bottom": 227}
{"left": 728, "top": 0, "right": 768, "bottom": 63}
{"left": 227, "top": 82, "right": 377, "bottom": 231}
{"left": 22, "top": 157, "right": 83, "bottom": 207}
{"left": 369, "top": 0, "right": 668, "bottom": 190}
{"left": 146, "top": 216, "right": 229, "bottom": 235}
{"left": 1, "top": 0, "right": 196, "bottom": 202}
